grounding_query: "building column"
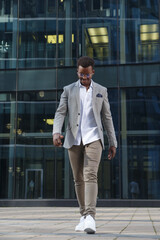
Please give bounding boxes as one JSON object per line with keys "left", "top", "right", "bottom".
{"left": 121, "top": 89, "right": 128, "bottom": 198}
{"left": 120, "top": 0, "right": 126, "bottom": 64}
{"left": 65, "top": 0, "right": 72, "bottom": 66}
{"left": 12, "top": 0, "right": 18, "bottom": 69}
{"left": 8, "top": 100, "right": 16, "bottom": 199}
{"left": 64, "top": 118, "right": 70, "bottom": 198}
{"left": 64, "top": 149, "right": 70, "bottom": 198}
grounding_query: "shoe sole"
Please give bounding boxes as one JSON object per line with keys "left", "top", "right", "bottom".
{"left": 84, "top": 228, "right": 95, "bottom": 234}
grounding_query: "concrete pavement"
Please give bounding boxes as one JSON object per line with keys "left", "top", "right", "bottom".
{"left": 0, "top": 207, "right": 160, "bottom": 240}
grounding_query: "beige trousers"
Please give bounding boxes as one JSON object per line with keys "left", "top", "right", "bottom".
{"left": 68, "top": 140, "right": 102, "bottom": 218}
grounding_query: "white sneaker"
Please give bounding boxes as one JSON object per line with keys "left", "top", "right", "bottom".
{"left": 84, "top": 215, "right": 96, "bottom": 234}
{"left": 75, "top": 216, "right": 85, "bottom": 232}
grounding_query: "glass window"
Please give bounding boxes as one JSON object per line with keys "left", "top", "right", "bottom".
{"left": 98, "top": 157, "right": 120, "bottom": 199}
{"left": 0, "top": 22, "right": 17, "bottom": 69}
{"left": 0, "top": 71, "right": 16, "bottom": 91}
{"left": 79, "top": 0, "right": 118, "bottom": 18}
{"left": 18, "top": 69, "right": 56, "bottom": 91}
{"left": 120, "top": 0, "right": 160, "bottom": 64}
{"left": 93, "top": 0, "right": 100, "bottom": 10}
{"left": 126, "top": 88, "right": 160, "bottom": 131}
{"left": 18, "top": 91, "right": 57, "bottom": 102}
{"left": 16, "top": 101, "right": 57, "bottom": 145}
{"left": 0, "top": 92, "right": 16, "bottom": 199}
{"left": 125, "top": 0, "right": 159, "bottom": 19}
{"left": 0, "top": 0, "right": 18, "bottom": 69}
{"left": 57, "top": 65, "right": 118, "bottom": 89}
{"left": 57, "top": 20, "right": 77, "bottom": 67}
{"left": 19, "top": 20, "right": 57, "bottom": 68}
{"left": 79, "top": 19, "right": 118, "bottom": 65}
{"left": 121, "top": 19, "right": 160, "bottom": 64}
{"left": 19, "top": 0, "right": 57, "bottom": 18}
{"left": 138, "top": 22, "right": 160, "bottom": 62}
{"left": 58, "top": 0, "right": 77, "bottom": 18}
{"left": 1, "top": 0, "right": 160, "bottom": 202}
{"left": 15, "top": 146, "right": 56, "bottom": 199}
{"left": 99, "top": 88, "right": 119, "bottom": 199}
{"left": 0, "top": 146, "right": 14, "bottom": 199}
{"left": 119, "top": 64, "right": 160, "bottom": 87}
{"left": 0, "top": 93, "right": 16, "bottom": 145}
{"left": 57, "top": 68, "right": 77, "bottom": 89}
{"left": 94, "top": 66, "right": 118, "bottom": 87}
{"left": 121, "top": 87, "right": 160, "bottom": 199}
{"left": 15, "top": 93, "right": 59, "bottom": 199}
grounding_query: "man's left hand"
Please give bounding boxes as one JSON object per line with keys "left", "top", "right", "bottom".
{"left": 108, "top": 146, "right": 116, "bottom": 160}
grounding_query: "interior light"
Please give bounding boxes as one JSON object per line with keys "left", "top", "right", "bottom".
{"left": 43, "top": 119, "right": 54, "bottom": 125}
{"left": 140, "top": 24, "right": 158, "bottom": 33}
{"left": 39, "top": 91, "right": 44, "bottom": 98}
{"left": 140, "top": 33, "right": 159, "bottom": 41}
{"left": 88, "top": 27, "right": 108, "bottom": 36}
{"left": 17, "top": 129, "right": 22, "bottom": 135}
{"left": 140, "top": 24, "right": 159, "bottom": 41}
{"left": 99, "top": 27, "right": 108, "bottom": 35}
{"left": 87, "top": 27, "right": 109, "bottom": 44}
{"left": 72, "top": 34, "right": 74, "bottom": 43}
{"left": 90, "top": 36, "right": 109, "bottom": 44}
{"left": 45, "top": 35, "right": 57, "bottom": 44}
{"left": 16, "top": 167, "right": 21, "bottom": 173}
{"left": 6, "top": 123, "right": 11, "bottom": 129}
{"left": 58, "top": 35, "right": 64, "bottom": 43}
{"left": 32, "top": 35, "right": 36, "bottom": 41}
{"left": 45, "top": 34, "right": 74, "bottom": 44}
{"left": 151, "top": 33, "right": 159, "bottom": 40}
{"left": 8, "top": 167, "right": 13, "bottom": 173}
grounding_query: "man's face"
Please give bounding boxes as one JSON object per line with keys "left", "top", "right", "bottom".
{"left": 77, "top": 66, "right": 95, "bottom": 89}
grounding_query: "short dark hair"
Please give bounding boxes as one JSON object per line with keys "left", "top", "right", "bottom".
{"left": 77, "top": 56, "right": 95, "bottom": 68}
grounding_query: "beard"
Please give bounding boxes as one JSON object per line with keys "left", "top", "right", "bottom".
{"left": 80, "top": 78, "right": 91, "bottom": 87}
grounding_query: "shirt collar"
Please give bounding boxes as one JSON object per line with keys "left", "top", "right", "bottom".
{"left": 78, "top": 79, "right": 93, "bottom": 89}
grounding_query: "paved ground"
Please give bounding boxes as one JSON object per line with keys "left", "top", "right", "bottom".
{"left": 0, "top": 207, "right": 160, "bottom": 240}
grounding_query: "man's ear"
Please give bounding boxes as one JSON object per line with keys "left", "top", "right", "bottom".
{"left": 92, "top": 69, "right": 95, "bottom": 74}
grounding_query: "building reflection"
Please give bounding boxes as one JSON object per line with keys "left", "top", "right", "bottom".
{"left": 0, "top": 0, "right": 160, "bottom": 202}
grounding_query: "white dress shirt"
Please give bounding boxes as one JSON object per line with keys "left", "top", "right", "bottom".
{"left": 74, "top": 80, "right": 100, "bottom": 145}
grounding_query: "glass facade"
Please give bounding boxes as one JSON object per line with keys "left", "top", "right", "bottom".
{"left": 0, "top": 0, "right": 160, "bottom": 201}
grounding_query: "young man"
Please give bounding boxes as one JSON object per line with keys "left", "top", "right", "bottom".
{"left": 53, "top": 56, "right": 117, "bottom": 234}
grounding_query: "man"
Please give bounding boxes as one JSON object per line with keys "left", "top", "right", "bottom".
{"left": 53, "top": 56, "right": 117, "bottom": 234}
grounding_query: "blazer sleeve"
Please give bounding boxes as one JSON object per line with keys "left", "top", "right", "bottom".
{"left": 52, "top": 87, "right": 68, "bottom": 135}
{"left": 101, "top": 88, "right": 117, "bottom": 148}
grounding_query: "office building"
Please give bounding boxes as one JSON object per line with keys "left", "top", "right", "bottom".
{"left": 0, "top": 0, "right": 160, "bottom": 205}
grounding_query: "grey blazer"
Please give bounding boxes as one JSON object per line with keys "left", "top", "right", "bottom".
{"left": 53, "top": 80, "right": 117, "bottom": 149}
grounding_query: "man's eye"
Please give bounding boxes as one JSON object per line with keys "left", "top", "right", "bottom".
{"left": 80, "top": 73, "right": 90, "bottom": 77}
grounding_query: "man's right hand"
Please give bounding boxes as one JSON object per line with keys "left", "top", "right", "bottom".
{"left": 53, "top": 133, "right": 64, "bottom": 147}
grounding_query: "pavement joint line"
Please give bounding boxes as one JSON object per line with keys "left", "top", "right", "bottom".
{"left": 97, "top": 207, "right": 130, "bottom": 230}
{"left": 1, "top": 232, "right": 160, "bottom": 239}
{"left": 113, "top": 208, "right": 138, "bottom": 240}
{"left": 1, "top": 207, "right": 160, "bottom": 239}
{"left": 148, "top": 208, "right": 160, "bottom": 239}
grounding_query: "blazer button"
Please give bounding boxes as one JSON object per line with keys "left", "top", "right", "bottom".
{"left": 77, "top": 124, "right": 79, "bottom": 126}
{"left": 78, "top": 113, "right": 80, "bottom": 115}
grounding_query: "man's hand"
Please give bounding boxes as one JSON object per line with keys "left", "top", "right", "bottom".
{"left": 53, "top": 133, "right": 64, "bottom": 147}
{"left": 108, "top": 146, "right": 116, "bottom": 160}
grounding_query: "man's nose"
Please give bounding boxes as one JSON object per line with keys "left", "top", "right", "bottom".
{"left": 82, "top": 75, "right": 87, "bottom": 79}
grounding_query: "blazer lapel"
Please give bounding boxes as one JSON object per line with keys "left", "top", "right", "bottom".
{"left": 74, "top": 80, "right": 80, "bottom": 111}
{"left": 92, "top": 81, "right": 100, "bottom": 115}
{"left": 92, "top": 81, "right": 100, "bottom": 104}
